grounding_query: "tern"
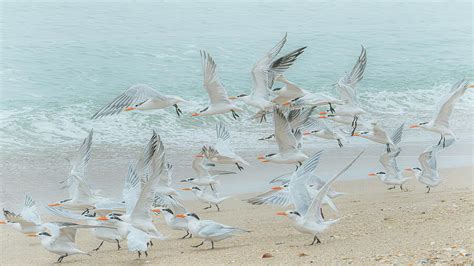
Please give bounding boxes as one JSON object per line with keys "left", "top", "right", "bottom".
{"left": 303, "top": 119, "right": 346, "bottom": 148}
{"left": 410, "top": 79, "right": 470, "bottom": 147}
{"left": 258, "top": 108, "right": 308, "bottom": 166}
{"left": 405, "top": 139, "right": 455, "bottom": 193}
{"left": 180, "top": 153, "right": 235, "bottom": 191}
{"left": 230, "top": 34, "right": 306, "bottom": 119}
{"left": 46, "top": 207, "right": 124, "bottom": 252}
{"left": 30, "top": 222, "right": 109, "bottom": 263}
{"left": 277, "top": 150, "right": 363, "bottom": 245}
{"left": 91, "top": 84, "right": 186, "bottom": 119}
{"left": 192, "top": 51, "right": 242, "bottom": 119}
{"left": 324, "top": 46, "right": 367, "bottom": 135}
{"left": 368, "top": 147, "right": 410, "bottom": 191}
{"left": 202, "top": 122, "right": 249, "bottom": 171}
{"left": 159, "top": 208, "right": 192, "bottom": 239}
{"left": 271, "top": 75, "right": 308, "bottom": 104}
{"left": 175, "top": 212, "right": 249, "bottom": 249}
{"left": 181, "top": 186, "right": 231, "bottom": 212}
{"left": 1, "top": 194, "right": 43, "bottom": 234}
{"left": 354, "top": 122, "right": 405, "bottom": 152}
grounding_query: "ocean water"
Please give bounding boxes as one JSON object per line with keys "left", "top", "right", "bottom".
{"left": 1, "top": 1, "right": 473, "bottom": 154}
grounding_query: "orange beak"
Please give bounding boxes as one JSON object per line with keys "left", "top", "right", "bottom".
{"left": 0, "top": 220, "right": 6, "bottom": 224}
{"left": 194, "top": 154, "right": 205, "bottom": 158}
{"left": 319, "top": 116, "right": 327, "bottom": 119}
{"left": 468, "top": 84, "right": 474, "bottom": 88}
{"left": 27, "top": 233, "right": 37, "bottom": 237}
{"left": 97, "top": 216, "right": 109, "bottom": 221}
{"left": 191, "top": 113, "right": 200, "bottom": 117}
{"left": 125, "top": 107, "right": 136, "bottom": 111}
{"left": 257, "top": 155, "right": 265, "bottom": 160}
{"left": 175, "top": 214, "right": 186, "bottom": 218}
{"left": 319, "top": 111, "right": 327, "bottom": 115}
{"left": 228, "top": 96, "right": 238, "bottom": 100}
{"left": 404, "top": 168, "right": 413, "bottom": 172}
{"left": 353, "top": 133, "right": 360, "bottom": 136}
{"left": 303, "top": 131, "right": 311, "bottom": 136}
{"left": 151, "top": 209, "right": 161, "bottom": 213}
{"left": 276, "top": 211, "right": 287, "bottom": 216}
{"left": 259, "top": 159, "right": 270, "bottom": 163}
{"left": 282, "top": 101, "right": 291, "bottom": 106}
{"left": 271, "top": 186, "right": 283, "bottom": 191}
{"left": 47, "top": 203, "right": 62, "bottom": 207}
{"left": 181, "top": 188, "right": 192, "bottom": 191}
{"left": 368, "top": 173, "right": 376, "bottom": 176}
{"left": 409, "top": 124, "right": 418, "bottom": 128}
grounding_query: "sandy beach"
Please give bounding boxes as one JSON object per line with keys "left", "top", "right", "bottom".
{"left": 1, "top": 165, "right": 472, "bottom": 265}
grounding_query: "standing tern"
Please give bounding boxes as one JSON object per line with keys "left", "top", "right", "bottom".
{"left": 202, "top": 122, "right": 249, "bottom": 171}
{"left": 368, "top": 147, "right": 410, "bottom": 191}
{"left": 410, "top": 79, "right": 470, "bottom": 147}
{"left": 91, "top": 84, "right": 186, "bottom": 119}
{"left": 354, "top": 122, "right": 405, "bottom": 152}
{"left": 175, "top": 212, "right": 250, "bottom": 249}
{"left": 192, "top": 51, "right": 242, "bottom": 119}
{"left": 405, "top": 139, "right": 455, "bottom": 193}
{"left": 277, "top": 150, "right": 363, "bottom": 245}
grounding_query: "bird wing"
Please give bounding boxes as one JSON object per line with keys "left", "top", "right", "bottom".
{"left": 335, "top": 46, "right": 367, "bottom": 104}
{"left": 136, "top": 131, "right": 159, "bottom": 183}
{"left": 69, "top": 175, "right": 95, "bottom": 204}
{"left": 153, "top": 194, "right": 187, "bottom": 214}
{"left": 304, "top": 151, "right": 363, "bottom": 221}
{"left": 287, "top": 107, "right": 317, "bottom": 131}
{"left": 215, "top": 122, "right": 236, "bottom": 157}
{"left": 200, "top": 51, "right": 231, "bottom": 105}
{"left": 273, "top": 108, "right": 299, "bottom": 152}
{"left": 45, "top": 206, "right": 93, "bottom": 221}
{"left": 64, "top": 129, "right": 93, "bottom": 188}
{"left": 3, "top": 209, "right": 37, "bottom": 228}
{"left": 246, "top": 186, "right": 292, "bottom": 207}
{"left": 20, "top": 194, "right": 42, "bottom": 225}
{"left": 192, "top": 157, "right": 209, "bottom": 177}
{"left": 432, "top": 79, "right": 469, "bottom": 128}
{"left": 390, "top": 122, "right": 405, "bottom": 145}
{"left": 251, "top": 33, "right": 287, "bottom": 97}
{"left": 123, "top": 164, "right": 142, "bottom": 214}
{"left": 130, "top": 133, "right": 165, "bottom": 223}
{"left": 91, "top": 84, "right": 164, "bottom": 119}
{"left": 379, "top": 148, "right": 401, "bottom": 176}
{"left": 198, "top": 221, "right": 238, "bottom": 237}
{"left": 268, "top": 47, "right": 306, "bottom": 88}
{"left": 289, "top": 150, "right": 324, "bottom": 214}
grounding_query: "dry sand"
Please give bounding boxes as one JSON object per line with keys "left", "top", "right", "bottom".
{"left": 1, "top": 166, "right": 473, "bottom": 265}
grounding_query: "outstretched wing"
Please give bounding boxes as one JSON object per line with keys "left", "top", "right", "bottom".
{"left": 91, "top": 84, "right": 163, "bottom": 119}
{"left": 433, "top": 79, "right": 469, "bottom": 128}
{"left": 20, "top": 194, "right": 41, "bottom": 225}
{"left": 379, "top": 148, "right": 401, "bottom": 177}
{"left": 304, "top": 151, "right": 363, "bottom": 221}
{"left": 201, "top": 51, "right": 231, "bottom": 105}
{"left": 246, "top": 186, "right": 292, "bottom": 207}
{"left": 335, "top": 46, "right": 367, "bottom": 104}
{"left": 268, "top": 47, "right": 307, "bottom": 88}
{"left": 390, "top": 122, "right": 405, "bottom": 145}
{"left": 215, "top": 122, "right": 235, "bottom": 156}
{"left": 273, "top": 108, "right": 299, "bottom": 152}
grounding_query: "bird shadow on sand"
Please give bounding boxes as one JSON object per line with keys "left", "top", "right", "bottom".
{"left": 188, "top": 243, "right": 251, "bottom": 252}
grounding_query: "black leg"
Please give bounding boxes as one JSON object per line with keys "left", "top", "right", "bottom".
{"left": 181, "top": 231, "right": 190, "bottom": 239}
{"left": 259, "top": 113, "right": 267, "bottom": 123}
{"left": 426, "top": 186, "right": 431, "bottom": 193}
{"left": 231, "top": 110, "right": 239, "bottom": 120}
{"left": 174, "top": 104, "right": 182, "bottom": 117}
{"left": 116, "top": 239, "right": 121, "bottom": 250}
{"left": 204, "top": 204, "right": 212, "bottom": 210}
{"left": 400, "top": 184, "right": 403, "bottom": 191}
{"left": 192, "top": 241, "right": 204, "bottom": 248}
{"left": 386, "top": 143, "right": 391, "bottom": 153}
{"left": 320, "top": 207, "right": 324, "bottom": 220}
{"left": 329, "top": 103, "right": 335, "bottom": 114}
{"left": 337, "top": 139, "right": 343, "bottom": 148}
{"left": 236, "top": 163, "right": 244, "bottom": 171}
{"left": 93, "top": 241, "right": 104, "bottom": 251}
{"left": 216, "top": 204, "right": 220, "bottom": 212}
{"left": 145, "top": 251, "right": 148, "bottom": 257}
{"left": 310, "top": 235, "right": 321, "bottom": 245}
{"left": 210, "top": 184, "right": 216, "bottom": 192}
{"left": 138, "top": 251, "right": 141, "bottom": 258}
{"left": 211, "top": 241, "right": 215, "bottom": 249}
{"left": 387, "top": 186, "right": 396, "bottom": 190}
{"left": 437, "top": 135, "right": 443, "bottom": 146}
{"left": 443, "top": 137, "right": 446, "bottom": 148}
{"left": 81, "top": 208, "right": 89, "bottom": 215}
